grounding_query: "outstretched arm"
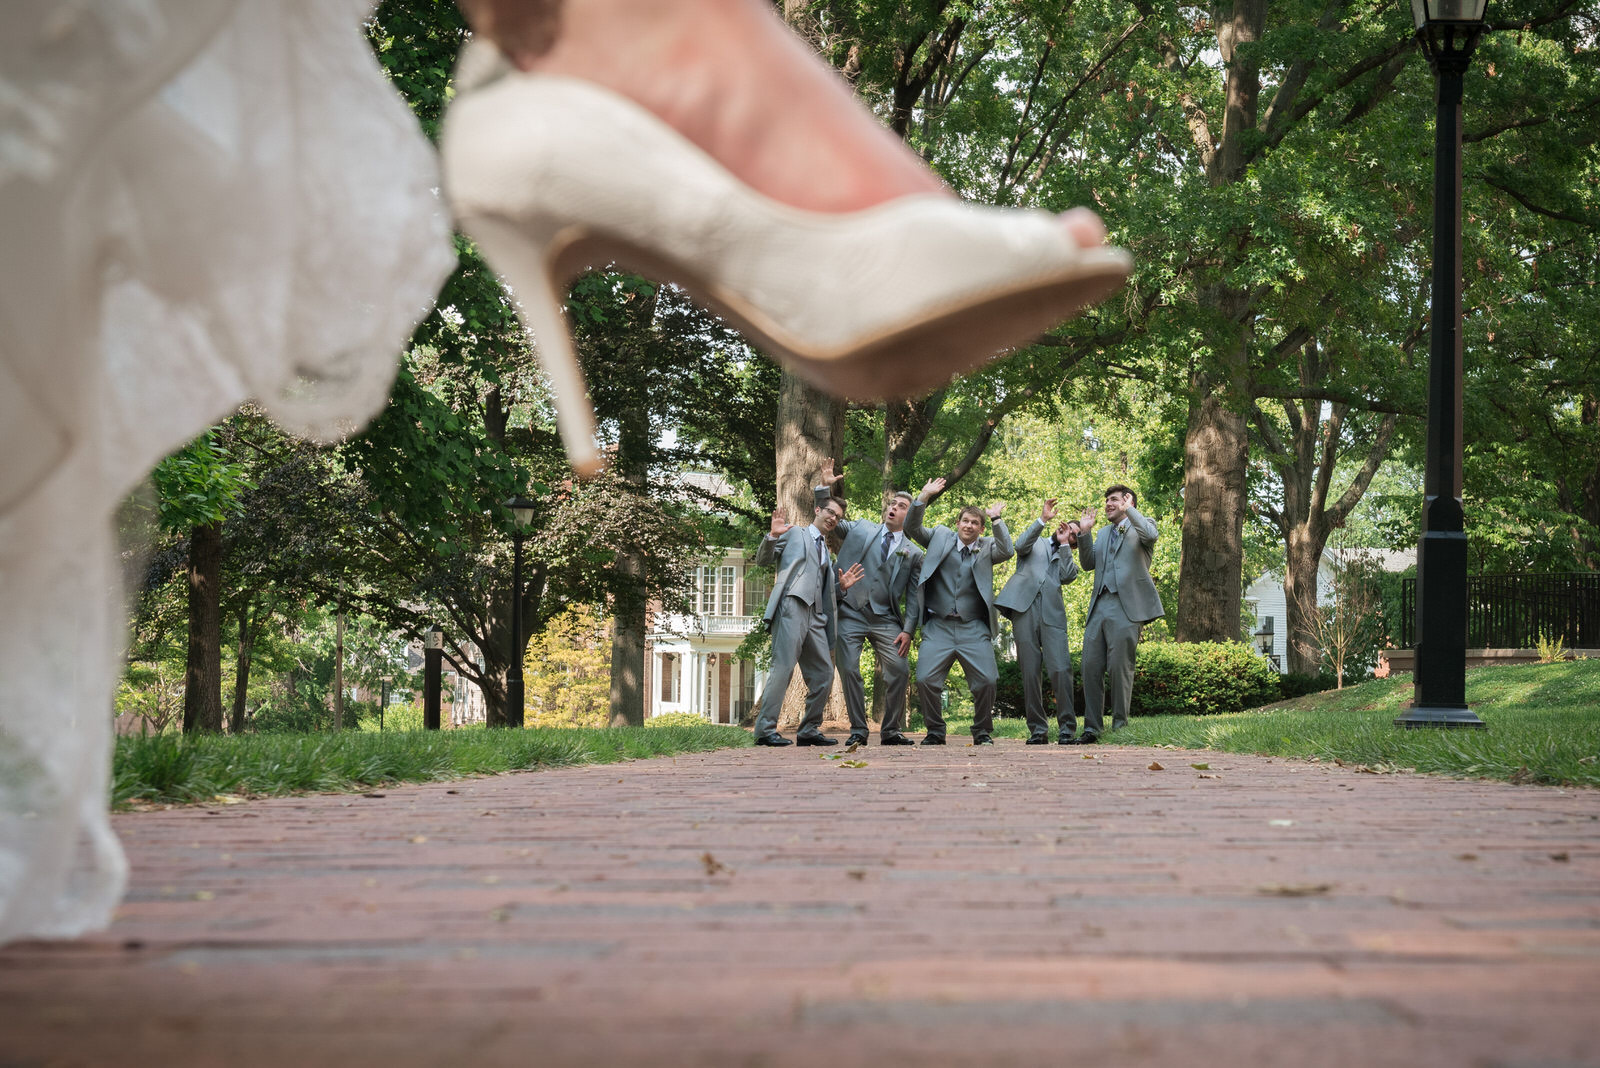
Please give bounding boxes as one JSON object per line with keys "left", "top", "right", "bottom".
{"left": 902, "top": 492, "right": 936, "bottom": 548}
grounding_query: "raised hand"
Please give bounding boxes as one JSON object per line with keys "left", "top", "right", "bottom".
{"left": 1079, "top": 506, "right": 1097, "bottom": 531}
{"left": 985, "top": 502, "right": 1005, "bottom": 520}
{"left": 919, "top": 476, "right": 946, "bottom": 502}
{"left": 1041, "top": 498, "right": 1058, "bottom": 523}
{"left": 837, "top": 562, "right": 866, "bottom": 591}
{"left": 770, "top": 506, "right": 793, "bottom": 538}
{"left": 1056, "top": 521, "right": 1077, "bottom": 546}
{"left": 819, "top": 458, "right": 844, "bottom": 488}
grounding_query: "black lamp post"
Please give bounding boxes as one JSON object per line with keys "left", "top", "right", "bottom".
{"left": 1396, "top": 0, "right": 1489, "bottom": 729}
{"left": 505, "top": 496, "right": 536, "bottom": 729}
{"left": 423, "top": 625, "right": 444, "bottom": 731}
{"left": 379, "top": 673, "right": 393, "bottom": 732}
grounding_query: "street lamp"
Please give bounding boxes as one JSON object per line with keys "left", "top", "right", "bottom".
{"left": 1396, "top": 0, "right": 1488, "bottom": 729}
{"left": 423, "top": 625, "right": 444, "bottom": 731}
{"left": 505, "top": 495, "right": 536, "bottom": 729}
{"left": 379, "top": 673, "right": 394, "bottom": 732}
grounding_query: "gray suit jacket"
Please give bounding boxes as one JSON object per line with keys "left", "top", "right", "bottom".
{"left": 903, "top": 498, "right": 1014, "bottom": 639}
{"left": 996, "top": 519, "right": 1080, "bottom": 629}
{"left": 814, "top": 486, "right": 924, "bottom": 633}
{"left": 757, "top": 524, "right": 840, "bottom": 648}
{"left": 1078, "top": 506, "right": 1164, "bottom": 624}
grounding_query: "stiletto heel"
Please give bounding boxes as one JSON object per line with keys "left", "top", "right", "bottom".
{"left": 441, "top": 42, "right": 1132, "bottom": 474}
{"left": 457, "top": 212, "right": 603, "bottom": 477}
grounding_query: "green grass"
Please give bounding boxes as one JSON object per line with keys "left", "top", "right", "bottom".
{"left": 112, "top": 724, "right": 752, "bottom": 807}
{"left": 945, "top": 658, "right": 1600, "bottom": 788}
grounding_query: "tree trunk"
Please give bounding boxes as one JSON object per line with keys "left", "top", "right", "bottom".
{"left": 776, "top": 373, "right": 845, "bottom": 518}
{"left": 609, "top": 400, "right": 651, "bottom": 727}
{"left": 230, "top": 601, "right": 255, "bottom": 734}
{"left": 1176, "top": 386, "right": 1249, "bottom": 642}
{"left": 1282, "top": 527, "right": 1326, "bottom": 675}
{"left": 333, "top": 607, "right": 345, "bottom": 731}
{"left": 609, "top": 562, "right": 647, "bottom": 728}
{"left": 182, "top": 521, "right": 224, "bottom": 733}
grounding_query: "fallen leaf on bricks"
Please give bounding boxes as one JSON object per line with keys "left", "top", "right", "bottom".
{"left": 846, "top": 742, "right": 862, "bottom": 753}
{"left": 1082, "top": 754, "right": 1096, "bottom": 760}
{"left": 840, "top": 760, "right": 868, "bottom": 768}
{"left": 1197, "top": 773, "right": 1221, "bottom": 779}
{"left": 1550, "top": 852, "right": 1570, "bottom": 862}
{"left": 702, "top": 852, "right": 731, "bottom": 876}
{"left": 445, "top": 789, "right": 458, "bottom": 794}
{"left": 192, "top": 890, "right": 214, "bottom": 901}
{"left": 1147, "top": 762, "right": 1165, "bottom": 771}
{"left": 1190, "top": 763, "right": 1210, "bottom": 770}
{"left": 410, "top": 836, "right": 428, "bottom": 844}
{"left": 362, "top": 793, "right": 386, "bottom": 799}
{"left": 489, "top": 908, "right": 511, "bottom": 922}
{"left": 1258, "top": 883, "right": 1333, "bottom": 897}
{"left": 1456, "top": 853, "right": 1478, "bottom": 861}
{"left": 846, "top": 870, "right": 866, "bottom": 881}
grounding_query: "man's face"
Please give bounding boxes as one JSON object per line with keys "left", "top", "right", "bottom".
{"left": 882, "top": 495, "right": 911, "bottom": 532}
{"left": 956, "top": 511, "right": 984, "bottom": 545}
{"left": 814, "top": 500, "right": 845, "bottom": 534}
{"left": 1104, "top": 491, "right": 1129, "bottom": 523}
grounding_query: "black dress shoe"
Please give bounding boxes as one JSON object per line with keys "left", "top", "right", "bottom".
{"left": 754, "top": 734, "right": 793, "bottom": 747}
{"left": 880, "top": 734, "right": 917, "bottom": 746}
{"left": 1072, "top": 733, "right": 1100, "bottom": 745}
{"left": 795, "top": 733, "right": 839, "bottom": 747}
{"left": 846, "top": 733, "right": 869, "bottom": 747}
{"left": 973, "top": 734, "right": 994, "bottom": 745}
{"left": 1026, "top": 735, "right": 1049, "bottom": 745}
{"left": 1057, "top": 734, "right": 1079, "bottom": 745}
{"left": 919, "top": 735, "right": 946, "bottom": 746}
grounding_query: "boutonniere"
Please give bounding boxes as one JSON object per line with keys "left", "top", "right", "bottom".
{"left": 894, "top": 546, "right": 911, "bottom": 559}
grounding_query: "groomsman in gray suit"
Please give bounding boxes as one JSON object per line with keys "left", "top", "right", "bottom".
{"left": 813, "top": 461, "right": 924, "bottom": 747}
{"left": 1072, "top": 484, "right": 1164, "bottom": 743}
{"left": 996, "top": 499, "right": 1082, "bottom": 744}
{"left": 753, "top": 495, "right": 865, "bottom": 747}
{"left": 904, "top": 477, "right": 1013, "bottom": 746}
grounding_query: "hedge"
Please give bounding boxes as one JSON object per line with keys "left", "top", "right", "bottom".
{"left": 996, "top": 640, "right": 1283, "bottom": 719}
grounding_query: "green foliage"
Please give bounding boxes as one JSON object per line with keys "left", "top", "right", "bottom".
{"left": 524, "top": 604, "right": 611, "bottom": 728}
{"left": 1278, "top": 671, "right": 1337, "bottom": 701}
{"left": 645, "top": 712, "right": 710, "bottom": 729}
{"left": 1129, "top": 641, "right": 1282, "bottom": 717}
{"left": 150, "top": 431, "right": 252, "bottom": 532}
{"left": 112, "top": 724, "right": 753, "bottom": 806}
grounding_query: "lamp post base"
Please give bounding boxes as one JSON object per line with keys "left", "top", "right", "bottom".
{"left": 1394, "top": 704, "right": 1487, "bottom": 729}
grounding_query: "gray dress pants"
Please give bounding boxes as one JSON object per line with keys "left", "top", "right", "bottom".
{"left": 1011, "top": 603, "right": 1077, "bottom": 738}
{"left": 1080, "top": 590, "right": 1139, "bottom": 736}
{"left": 835, "top": 606, "right": 910, "bottom": 737}
{"left": 755, "top": 595, "right": 832, "bottom": 739}
{"left": 915, "top": 616, "right": 998, "bottom": 738}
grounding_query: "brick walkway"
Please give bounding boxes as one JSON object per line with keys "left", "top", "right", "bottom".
{"left": 3, "top": 742, "right": 1597, "bottom": 1067}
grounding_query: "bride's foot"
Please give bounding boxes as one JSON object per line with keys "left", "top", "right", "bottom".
{"left": 455, "top": 0, "right": 1106, "bottom": 244}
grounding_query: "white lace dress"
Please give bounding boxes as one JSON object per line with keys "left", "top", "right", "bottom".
{"left": 0, "top": 0, "right": 456, "bottom": 941}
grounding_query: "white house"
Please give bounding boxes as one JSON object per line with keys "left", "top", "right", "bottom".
{"left": 1245, "top": 548, "right": 1414, "bottom": 673}
{"left": 645, "top": 546, "right": 769, "bottom": 724}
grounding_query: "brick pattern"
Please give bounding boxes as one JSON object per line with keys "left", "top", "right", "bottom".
{"left": 2, "top": 743, "right": 1597, "bottom": 1066}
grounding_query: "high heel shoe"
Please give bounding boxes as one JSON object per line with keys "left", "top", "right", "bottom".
{"left": 440, "top": 42, "right": 1132, "bottom": 476}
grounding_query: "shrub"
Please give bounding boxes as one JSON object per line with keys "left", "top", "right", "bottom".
{"left": 1127, "top": 641, "right": 1280, "bottom": 717}
{"left": 646, "top": 712, "right": 710, "bottom": 729}
{"left": 1278, "top": 671, "right": 1338, "bottom": 701}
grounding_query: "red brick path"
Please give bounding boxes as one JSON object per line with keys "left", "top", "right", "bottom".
{"left": 2, "top": 742, "right": 1597, "bottom": 1067}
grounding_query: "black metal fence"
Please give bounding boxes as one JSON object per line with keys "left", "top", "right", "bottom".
{"left": 1400, "top": 572, "right": 1600, "bottom": 649}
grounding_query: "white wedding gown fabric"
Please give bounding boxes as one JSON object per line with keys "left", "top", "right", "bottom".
{"left": 0, "top": 0, "right": 456, "bottom": 941}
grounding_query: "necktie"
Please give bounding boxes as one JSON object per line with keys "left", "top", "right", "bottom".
{"left": 881, "top": 530, "right": 893, "bottom": 560}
